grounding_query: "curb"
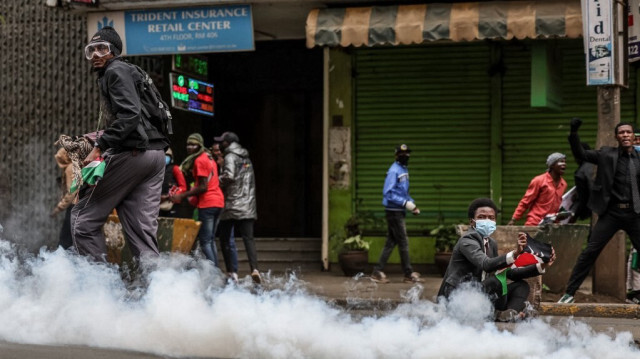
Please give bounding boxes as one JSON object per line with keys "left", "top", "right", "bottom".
{"left": 539, "top": 303, "right": 640, "bottom": 319}
{"left": 328, "top": 298, "right": 640, "bottom": 319}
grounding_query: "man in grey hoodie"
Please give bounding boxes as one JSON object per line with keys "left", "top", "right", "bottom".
{"left": 214, "top": 132, "right": 261, "bottom": 283}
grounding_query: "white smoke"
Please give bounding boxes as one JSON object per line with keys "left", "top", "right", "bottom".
{"left": 0, "top": 240, "right": 637, "bottom": 359}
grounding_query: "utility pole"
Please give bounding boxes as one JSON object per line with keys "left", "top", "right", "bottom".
{"left": 593, "top": 86, "right": 626, "bottom": 299}
{"left": 588, "top": 0, "right": 629, "bottom": 299}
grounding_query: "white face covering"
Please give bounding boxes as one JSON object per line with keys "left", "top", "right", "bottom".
{"left": 473, "top": 219, "right": 496, "bottom": 237}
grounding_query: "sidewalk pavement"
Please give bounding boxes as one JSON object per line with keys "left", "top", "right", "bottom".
{"left": 294, "top": 270, "right": 640, "bottom": 319}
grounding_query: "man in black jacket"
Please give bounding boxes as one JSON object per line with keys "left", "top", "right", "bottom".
{"left": 70, "top": 26, "right": 168, "bottom": 261}
{"left": 558, "top": 118, "right": 640, "bottom": 303}
{"left": 438, "top": 198, "right": 554, "bottom": 321}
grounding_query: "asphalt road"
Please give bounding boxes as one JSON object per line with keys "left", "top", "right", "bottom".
{"left": 2, "top": 272, "right": 638, "bottom": 358}
{"left": 2, "top": 316, "right": 639, "bottom": 359}
{"left": 0, "top": 341, "right": 169, "bottom": 359}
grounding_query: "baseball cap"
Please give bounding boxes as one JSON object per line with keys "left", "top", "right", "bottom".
{"left": 214, "top": 131, "right": 240, "bottom": 143}
{"left": 395, "top": 144, "right": 411, "bottom": 155}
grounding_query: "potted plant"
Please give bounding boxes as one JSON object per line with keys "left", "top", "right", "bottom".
{"left": 430, "top": 223, "right": 460, "bottom": 276}
{"left": 333, "top": 212, "right": 378, "bottom": 276}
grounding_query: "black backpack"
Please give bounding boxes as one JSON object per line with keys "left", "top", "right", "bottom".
{"left": 129, "top": 63, "right": 173, "bottom": 141}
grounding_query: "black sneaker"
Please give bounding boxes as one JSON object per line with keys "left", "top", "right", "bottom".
{"left": 626, "top": 290, "right": 640, "bottom": 304}
{"left": 557, "top": 294, "right": 575, "bottom": 304}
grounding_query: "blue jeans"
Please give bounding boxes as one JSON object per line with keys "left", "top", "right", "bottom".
{"left": 197, "top": 207, "right": 222, "bottom": 266}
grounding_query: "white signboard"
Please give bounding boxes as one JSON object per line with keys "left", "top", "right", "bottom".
{"left": 583, "top": 0, "right": 615, "bottom": 85}
{"left": 630, "top": 0, "right": 640, "bottom": 62}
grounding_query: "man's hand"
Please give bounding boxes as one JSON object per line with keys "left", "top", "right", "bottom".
{"left": 171, "top": 192, "right": 185, "bottom": 203}
{"left": 82, "top": 147, "right": 101, "bottom": 166}
{"left": 542, "top": 247, "right": 556, "bottom": 269}
{"left": 515, "top": 232, "right": 528, "bottom": 257}
{"left": 405, "top": 201, "right": 417, "bottom": 211}
{"left": 570, "top": 117, "right": 582, "bottom": 132}
{"left": 412, "top": 207, "right": 420, "bottom": 216}
{"left": 507, "top": 218, "right": 516, "bottom": 226}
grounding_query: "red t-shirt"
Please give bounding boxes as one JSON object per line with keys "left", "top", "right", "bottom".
{"left": 193, "top": 152, "right": 224, "bottom": 208}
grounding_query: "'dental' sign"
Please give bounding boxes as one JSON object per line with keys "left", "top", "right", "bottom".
{"left": 583, "top": 0, "right": 615, "bottom": 85}
{"left": 87, "top": 5, "right": 254, "bottom": 56}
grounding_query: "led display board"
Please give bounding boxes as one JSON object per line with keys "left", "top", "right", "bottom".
{"left": 169, "top": 72, "right": 214, "bottom": 117}
{"left": 173, "top": 54, "right": 208, "bottom": 78}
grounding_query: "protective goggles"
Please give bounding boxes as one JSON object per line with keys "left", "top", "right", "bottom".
{"left": 84, "top": 41, "right": 112, "bottom": 60}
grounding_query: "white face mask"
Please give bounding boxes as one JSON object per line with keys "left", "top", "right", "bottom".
{"left": 473, "top": 219, "right": 496, "bottom": 238}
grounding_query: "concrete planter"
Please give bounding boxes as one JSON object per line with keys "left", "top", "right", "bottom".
{"left": 104, "top": 215, "right": 202, "bottom": 265}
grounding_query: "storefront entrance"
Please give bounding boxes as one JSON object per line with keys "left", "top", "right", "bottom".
{"left": 166, "top": 40, "right": 323, "bottom": 237}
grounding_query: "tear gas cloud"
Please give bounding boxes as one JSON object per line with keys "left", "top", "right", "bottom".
{"left": 0, "top": 240, "right": 637, "bottom": 359}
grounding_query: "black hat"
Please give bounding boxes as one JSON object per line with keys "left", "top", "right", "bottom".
{"left": 214, "top": 131, "right": 240, "bottom": 143}
{"left": 395, "top": 144, "right": 411, "bottom": 155}
{"left": 90, "top": 26, "right": 122, "bottom": 54}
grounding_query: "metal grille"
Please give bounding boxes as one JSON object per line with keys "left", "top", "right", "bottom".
{"left": 354, "top": 43, "right": 492, "bottom": 233}
{"left": 0, "top": 1, "right": 98, "bottom": 249}
{"left": 501, "top": 40, "right": 637, "bottom": 224}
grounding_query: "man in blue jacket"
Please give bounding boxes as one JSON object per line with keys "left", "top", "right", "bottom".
{"left": 371, "top": 144, "right": 423, "bottom": 283}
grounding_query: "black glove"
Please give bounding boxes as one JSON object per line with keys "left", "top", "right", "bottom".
{"left": 570, "top": 117, "right": 582, "bottom": 132}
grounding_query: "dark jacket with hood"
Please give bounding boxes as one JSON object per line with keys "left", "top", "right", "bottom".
{"left": 95, "top": 57, "right": 168, "bottom": 152}
{"left": 219, "top": 142, "right": 257, "bottom": 220}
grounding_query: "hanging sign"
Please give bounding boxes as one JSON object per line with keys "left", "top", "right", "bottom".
{"left": 87, "top": 5, "right": 254, "bottom": 56}
{"left": 583, "top": 0, "right": 615, "bottom": 85}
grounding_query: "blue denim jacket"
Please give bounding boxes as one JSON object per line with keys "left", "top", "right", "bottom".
{"left": 382, "top": 161, "right": 413, "bottom": 210}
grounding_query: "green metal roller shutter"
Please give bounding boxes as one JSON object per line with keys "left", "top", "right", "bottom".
{"left": 502, "top": 39, "right": 637, "bottom": 224}
{"left": 354, "top": 43, "right": 492, "bottom": 234}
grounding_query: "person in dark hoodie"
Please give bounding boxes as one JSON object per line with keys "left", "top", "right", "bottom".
{"left": 214, "top": 132, "right": 261, "bottom": 283}
{"left": 71, "top": 26, "right": 168, "bottom": 262}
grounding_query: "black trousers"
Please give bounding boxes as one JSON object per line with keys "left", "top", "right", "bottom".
{"left": 218, "top": 219, "right": 258, "bottom": 272}
{"left": 483, "top": 276, "right": 530, "bottom": 312}
{"left": 58, "top": 206, "right": 73, "bottom": 250}
{"left": 566, "top": 205, "right": 640, "bottom": 296}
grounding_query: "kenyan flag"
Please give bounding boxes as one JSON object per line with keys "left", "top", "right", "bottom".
{"left": 70, "top": 157, "right": 106, "bottom": 193}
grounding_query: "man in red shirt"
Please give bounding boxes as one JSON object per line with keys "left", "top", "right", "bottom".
{"left": 508, "top": 153, "right": 568, "bottom": 226}
{"left": 173, "top": 133, "right": 225, "bottom": 268}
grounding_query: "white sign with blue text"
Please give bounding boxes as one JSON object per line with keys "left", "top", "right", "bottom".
{"left": 583, "top": 0, "right": 615, "bottom": 85}
{"left": 87, "top": 5, "right": 254, "bottom": 56}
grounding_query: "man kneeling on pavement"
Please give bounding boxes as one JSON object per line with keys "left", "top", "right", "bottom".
{"left": 438, "top": 198, "right": 556, "bottom": 322}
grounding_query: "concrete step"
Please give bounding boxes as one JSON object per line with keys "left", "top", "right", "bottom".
{"left": 215, "top": 237, "right": 322, "bottom": 273}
